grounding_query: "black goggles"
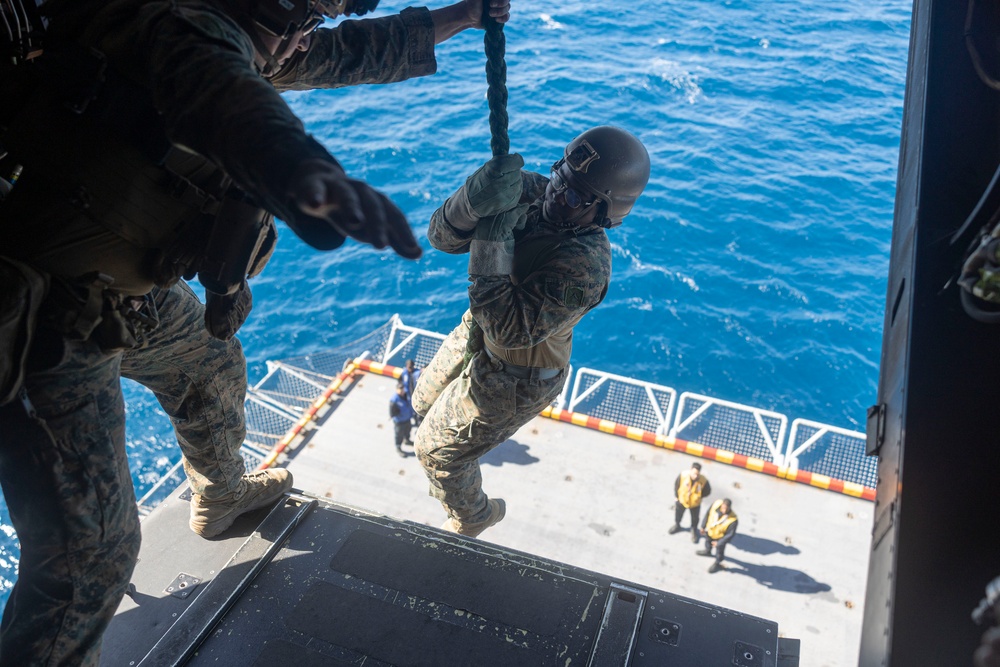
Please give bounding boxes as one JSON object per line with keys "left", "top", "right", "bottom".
{"left": 550, "top": 164, "right": 595, "bottom": 210}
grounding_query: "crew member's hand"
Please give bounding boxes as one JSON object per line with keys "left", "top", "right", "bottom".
{"left": 466, "top": 154, "right": 524, "bottom": 218}
{"left": 462, "top": 0, "right": 511, "bottom": 27}
{"left": 289, "top": 160, "right": 421, "bottom": 259}
{"left": 711, "top": 540, "right": 717, "bottom": 547}
{"left": 700, "top": 529, "right": 706, "bottom": 535}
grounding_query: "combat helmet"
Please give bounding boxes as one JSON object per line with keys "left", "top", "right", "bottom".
{"left": 555, "top": 126, "right": 650, "bottom": 228}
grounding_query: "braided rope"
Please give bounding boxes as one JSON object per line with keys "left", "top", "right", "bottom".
{"left": 482, "top": 0, "right": 509, "bottom": 157}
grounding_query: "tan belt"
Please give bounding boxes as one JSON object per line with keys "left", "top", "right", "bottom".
{"left": 484, "top": 346, "right": 562, "bottom": 381}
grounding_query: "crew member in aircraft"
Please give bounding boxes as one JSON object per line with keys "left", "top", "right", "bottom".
{"left": 411, "top": 126, "right": 651, "bottom": 538}
{"left": 0, "top": 0, "right": 509, "bottom": 662}
{"left": 669, "top": 461, "right": 712, "bottom": 543}
{"left": 698, "top": 498, "right": 739, "bottom": 573}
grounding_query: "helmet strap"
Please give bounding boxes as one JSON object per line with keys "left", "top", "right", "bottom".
{"left": 542, "top": 201, "right": 605, "bottom": 234}
{"left": 246, "top": 28, "right": 287, "bottom": 77}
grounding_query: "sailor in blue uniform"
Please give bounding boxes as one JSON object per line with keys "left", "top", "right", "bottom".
{"left": 390, "top": 381, "right": 417, "bottom": 456}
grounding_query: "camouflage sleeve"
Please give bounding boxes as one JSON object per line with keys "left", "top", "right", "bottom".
{"left": 468, "top": 232, "right": 611, "bottom": 350}
{"left": 89, "top": 0, "right": 340, "bottom": 229}
{"left": 427, "top": 171, "right": 547, "bottom": 255}
{"left": 427, "top": 184, "right": 476, "bottom": 254}
{"left": 521, "top": 171, "right": 550, "bottom": 202}
{"left": 269, "top": 8, "right": 437, "bottom": 91}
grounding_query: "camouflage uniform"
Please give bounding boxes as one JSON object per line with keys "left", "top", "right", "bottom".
{"left": 414, "top": 172, "right": 612, "bottom": 523}
{"left": 0, "top": 1, "right": 438, "bottom": 662}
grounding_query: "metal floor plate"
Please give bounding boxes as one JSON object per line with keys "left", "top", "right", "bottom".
{"left": 105, "top": 488, "right": 785, "bottom": 666}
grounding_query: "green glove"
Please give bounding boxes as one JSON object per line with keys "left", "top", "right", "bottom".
{"left": 465, "top": 153, "right": 525, "bottom": 218}
{"left": 960, "top": 235, "right": 1000, "bottom": 303}
{"left": 468, "top": 204, "right": 529, "bottom": 276}
{"left": 473, "top": 204, "right": 527, "bottom": 242}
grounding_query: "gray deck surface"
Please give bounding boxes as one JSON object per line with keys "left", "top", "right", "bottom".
{"left": 282, "top": 372, "right": 871, "bottom": 667}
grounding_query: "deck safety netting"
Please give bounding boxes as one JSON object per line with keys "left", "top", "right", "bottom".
{"left": 254, "top": 368, "right": 331, "bottom": 413}
{"left": 569, "top": 372, "right": 675, "bottom": 434}
{"left": 672, "top": 397, "right": 784, "bottom": 464}
{"left": 244, "top": 398, "right": 298, "bottom": 453}
{"left": 789, "top": 423, "right": 875, "bottom": 488}
{"left": 238, "top": 320, "right": 398, "bottom": 470}
{"left": 381, "top": 331, "right": 445, "bottom": 370}
{"left": 274, "top": 320, "right": 394, "bottom": 378}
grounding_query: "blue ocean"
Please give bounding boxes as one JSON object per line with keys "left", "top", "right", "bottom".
{"left": 0, "top": 0, "right": 911, "bottom": 607}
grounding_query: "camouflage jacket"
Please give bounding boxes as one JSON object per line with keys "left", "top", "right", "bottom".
{"left": 428, "top": 171, "right": 612, "bottom": 368}
{"left": 72, "top": 0, "right": 436, "bottom": 213}
{"left": 2, "top": 0, "right": 436, "bottom": 293}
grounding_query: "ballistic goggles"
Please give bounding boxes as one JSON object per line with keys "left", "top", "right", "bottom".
{"left": 550, "top": 161, "right": 596, "bottom": 210}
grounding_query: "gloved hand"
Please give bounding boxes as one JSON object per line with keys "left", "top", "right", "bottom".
{"left": 204, "top": 280, "right": 253, "bottom": 341}
{"left": 959, "top": 234, "right": 1000, "bottom": 303}
{"left": 465, "top": 153, "right": 524, "bottom": 218}
{"left": 468, "top": 203, "right": 528, "bottom": 276}
{"left": 288, "top": 159, "right": 422, "bottom": 260}
{"left": 473, "top": 203, "right": 528, "bottom": 244}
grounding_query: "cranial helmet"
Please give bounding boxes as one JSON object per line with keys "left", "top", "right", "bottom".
{"left": 557, "top": 126, "right": 650, "bottom": 228}
{"left": 251, "top": 0, "right": 380, "bottom": 40}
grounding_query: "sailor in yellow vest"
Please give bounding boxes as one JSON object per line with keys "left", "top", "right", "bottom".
{"left": 669, "top": 462, "right": 712, "bottom": 543}
{"left": 698, "top": 498, "right": 739, "bottom": 573}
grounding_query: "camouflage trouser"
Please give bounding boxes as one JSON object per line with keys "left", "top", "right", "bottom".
{"left": 413, "top": 312, "right": 566, "bottom": 523}
{"left": 0, "top": 280, "right": 248, "bottom": 665}
{"left": 410, "top": 310, "right": 474, "bottom": 417}
{"left": 122, "top": 281, "right": 248, "bottom": 498}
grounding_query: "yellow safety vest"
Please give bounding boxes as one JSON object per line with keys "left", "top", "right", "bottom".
{"left": 677, "top": 474, "right": 708, "bottom": 509}
{"left": 705, "top": 499, "right": 737, "bottom": 540}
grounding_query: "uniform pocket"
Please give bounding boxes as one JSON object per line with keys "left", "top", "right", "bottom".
{"left": 0, "top": 256, "right": 49, "bottom": 405}
{"left": 43, "top": 395, "right": 134, "bottom": 547}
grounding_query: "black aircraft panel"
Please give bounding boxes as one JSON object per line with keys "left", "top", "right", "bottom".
{"left": 104, "top": 485, "right": 794, "bottom": 666}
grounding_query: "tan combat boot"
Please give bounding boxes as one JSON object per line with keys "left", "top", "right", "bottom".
{"left": 440, "top": 498, "right": 506, "bottom": 538}
{"left": 189, "top": 468, "right": 293, "bottom": 538}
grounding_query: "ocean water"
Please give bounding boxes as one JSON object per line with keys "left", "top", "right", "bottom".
{"left": 0, "top": 0, "right": 911, "bottom": 610}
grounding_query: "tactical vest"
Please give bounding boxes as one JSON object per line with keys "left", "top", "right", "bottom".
{"left": 678, "top": 474, "right": 708, "bottom": 509}
{"left": 704, "top": 500, "right": 737, "bottom": 540}
{"left": 0, "top": 44, "right": 272, "bottom": 296}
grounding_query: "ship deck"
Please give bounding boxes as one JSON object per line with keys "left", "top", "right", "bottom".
{"left": 277, "top": 370, "right": 871, "bottom": 667}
